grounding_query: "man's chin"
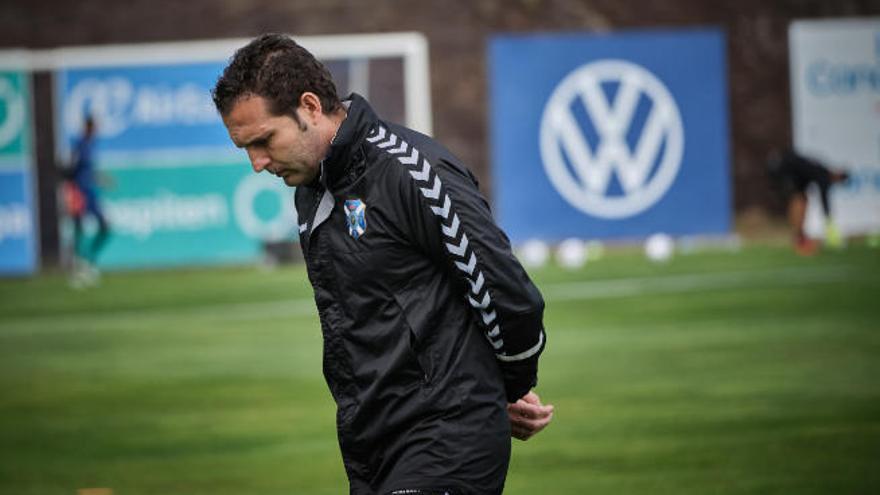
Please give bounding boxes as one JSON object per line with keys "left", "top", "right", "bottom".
{"left": 280, "top": 174, "right": 299, "bottom": 187}
{"left": 281, "top": 171, "right": 319, "bottom": 187}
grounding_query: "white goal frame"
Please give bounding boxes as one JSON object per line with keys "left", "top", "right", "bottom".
{"left": 24, "top": 32, "right": 433, "bottom": 135}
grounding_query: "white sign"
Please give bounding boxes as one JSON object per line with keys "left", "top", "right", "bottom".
{"left": 790, "top": 18, "right": 880, "bottom": 237}
{"left": 540, "top": 59, "right": 684, "bottom": 219}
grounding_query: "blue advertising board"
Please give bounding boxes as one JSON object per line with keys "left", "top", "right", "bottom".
{"left": 0, "top": 69, "right": 37, "bottom": 275}
{"left": 0, "top": 170, "right": 37, "bottom": 274}
{"left": 57, "top": 62, "right": 232, "bottom": 153}
{"left": 56, "top": 61, "right": 298, "bottom": 269}
{"left": 490, "top": 28, "right": 732, "bottom": 242}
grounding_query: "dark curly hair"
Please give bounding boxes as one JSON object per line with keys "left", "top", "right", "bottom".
{"left": 212, "top": 33, "right": 341, "bottom": 121}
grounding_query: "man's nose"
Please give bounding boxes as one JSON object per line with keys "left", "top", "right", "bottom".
{"left": 247, "top": 149, "right": 270, "bottom": 173}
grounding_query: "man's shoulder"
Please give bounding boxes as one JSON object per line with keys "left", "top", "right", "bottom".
{"left": 377, "top": 123, "right": 472, "bottom": 178}
{"left": 385, "top": 123, "right": 445, "bottom": 156}
{"left": 364, "top": 122, "right": 482, "bottom": 204}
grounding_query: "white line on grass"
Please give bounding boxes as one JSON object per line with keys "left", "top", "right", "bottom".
{"left": 0, "top": 264, "right": 857, "bottom": 333}
{"left": 540, "top": 264, "right": 854, "bottom": 302}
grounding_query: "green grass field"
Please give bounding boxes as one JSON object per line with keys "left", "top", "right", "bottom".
{"left": 1, "top": 245, "right": 878, "bottom": 494}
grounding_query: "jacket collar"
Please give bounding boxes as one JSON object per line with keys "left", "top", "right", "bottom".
{"left": 316, "top": 93, "right": 379, "bottom": 191}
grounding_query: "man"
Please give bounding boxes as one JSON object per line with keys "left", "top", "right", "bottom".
{"left": 213, "top": 34, "right": 553, "bottom": 494}
{"left": 767, "top": 148, "right": 849, "bottom": 255}
{"left": 62, "top": 115, "right": 110, "bottom": 287}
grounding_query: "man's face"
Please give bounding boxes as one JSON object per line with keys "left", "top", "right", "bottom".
{"left": 223, "top": 95, "right": 325, "bottom": 186}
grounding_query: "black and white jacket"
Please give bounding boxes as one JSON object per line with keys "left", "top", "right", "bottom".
{"left": 294, "top": 94, "right": 546, "bottom": 494}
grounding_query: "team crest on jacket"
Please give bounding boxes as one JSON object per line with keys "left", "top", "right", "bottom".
{"left": 344, "top": 199, "right": 367, "bottom": 239}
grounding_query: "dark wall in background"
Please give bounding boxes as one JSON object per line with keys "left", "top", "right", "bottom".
{"left": 3, "top": 0, "right": 879, "bottom": 261}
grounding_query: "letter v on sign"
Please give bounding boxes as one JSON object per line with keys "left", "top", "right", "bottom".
{"left": 540, "top": 59, "right": 685, "bottom": 219}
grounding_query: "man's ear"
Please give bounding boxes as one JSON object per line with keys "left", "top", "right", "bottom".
{"left": 298, "top": 92, "right": 323, "bottom": 123}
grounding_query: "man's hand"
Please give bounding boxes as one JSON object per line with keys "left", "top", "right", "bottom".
{"left": 507, "top": 390, "right": 554, "bottom": 441}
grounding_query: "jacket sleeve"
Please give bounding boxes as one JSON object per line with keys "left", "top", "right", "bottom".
{"left": 377, "top": 127, "right": 547, "bottom": 403}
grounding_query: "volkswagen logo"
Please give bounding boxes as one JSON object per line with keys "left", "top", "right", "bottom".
{"left": 540, "top": 59, "right": 684, "bottom": 219}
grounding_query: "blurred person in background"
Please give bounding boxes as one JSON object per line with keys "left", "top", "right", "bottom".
{"left": 61, "top": 115, "right": 111, "bottom": 288}
{"left": 767, "top": 148, "right": 849, "bottom": 256}
{"left": 213, "top": 33, "right": 553, "bottom": 495}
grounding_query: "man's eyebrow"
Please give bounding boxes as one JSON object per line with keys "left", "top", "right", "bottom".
{"left": 238, "top": 132, "right": 271, "bottom": 148}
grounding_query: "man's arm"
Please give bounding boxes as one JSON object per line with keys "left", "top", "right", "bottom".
{"left": 383, "top": 127, "right": 547, "bottom": 403}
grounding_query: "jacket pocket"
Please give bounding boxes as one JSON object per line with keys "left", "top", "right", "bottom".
{"left": 392, "top": 291, "right": 433, "bottom": 388}
{"left": 407, "top": 325, "right": 433, "bottom": 388}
